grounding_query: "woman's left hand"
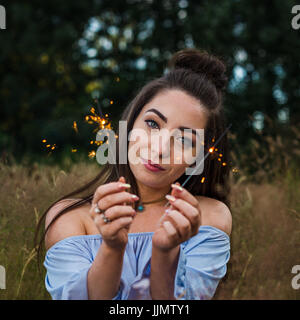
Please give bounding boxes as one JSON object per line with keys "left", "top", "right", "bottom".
{"left": 152, "top": 183, "right": 202, "bottom": 252}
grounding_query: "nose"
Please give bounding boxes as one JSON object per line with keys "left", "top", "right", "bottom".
{"left": 149, "top": 129, "right": 172, "bottom": 161}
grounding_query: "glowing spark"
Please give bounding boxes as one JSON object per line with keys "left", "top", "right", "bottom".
{"left": 201, "top": 177, "right": 205, "bottom": 183}
{"left": 71, "top": 148, "right": 77, "bottom": 153}
{"left": 42, "top": 139, "right": 57, "bottom": 155}
{"left": 88, "top": 150, "right": 96, "bottom": 158}
{"left": 222, "top": 162, "right": 227, "bottom": 166}
{"left": 83, "top": 99, "right": 118, "bottom": 169}
{"left": 209, "top": 147, "right": 214, "bottom": 153}
{"left": 73, "top": 121, "right": 78, "bottom": 133}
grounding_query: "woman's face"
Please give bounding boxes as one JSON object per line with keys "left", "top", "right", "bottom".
{"left": 128, "top": 89, "right": 208, "bottom": 189}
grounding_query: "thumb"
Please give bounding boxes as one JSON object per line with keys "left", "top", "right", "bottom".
{"left": 171, "top": 181, "right": 181, "bottom": 197}
{"left": 119, "top": 176, "right": 126, "bottom": 184}
{"left": 118, "top": 176, "right": 127, "bottom": 207}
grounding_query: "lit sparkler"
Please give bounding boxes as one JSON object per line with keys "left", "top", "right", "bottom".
{"left": 84, "top": 99, "right": 113, "bottom": 159}
{"left": 41, "top": 139, "right": 57, "bottom": 156}
{"left": 41, "top": 99, "right": 114, "bottom": 158}
{"left": 93, "top": 99, "right": 120, "bottom": 178}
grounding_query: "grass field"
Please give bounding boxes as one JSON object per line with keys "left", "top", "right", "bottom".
{"left": 0, "top": 155, "right": 299, "bottom": 300}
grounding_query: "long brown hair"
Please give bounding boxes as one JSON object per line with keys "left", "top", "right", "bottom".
{"left": 34, "top": 48, "right": 231, "bottom": 272}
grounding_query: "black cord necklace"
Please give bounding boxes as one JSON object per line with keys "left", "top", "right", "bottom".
{"left": 137, "top": 188, "right": 171, "bottom": 212}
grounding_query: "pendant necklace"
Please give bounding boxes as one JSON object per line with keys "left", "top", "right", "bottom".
{"left": 137, "top": 189, "right": 171, "bottom": 212}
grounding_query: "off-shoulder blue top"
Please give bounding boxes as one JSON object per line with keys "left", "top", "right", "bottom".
{"left": 43, "top": 225, "right": 230, "bottom": 300}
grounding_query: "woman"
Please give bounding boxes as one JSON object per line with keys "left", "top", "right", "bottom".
{"left": 34, "top": 48, "right": 232, "bottom": 300}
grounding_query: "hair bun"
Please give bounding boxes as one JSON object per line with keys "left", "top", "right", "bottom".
{"left": 168, "top": 48, "right": 228, "bottom": 91}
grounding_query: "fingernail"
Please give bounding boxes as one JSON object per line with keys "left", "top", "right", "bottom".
{"left": 165, "top": 195, "right": 176, "bottom": 202}
{"left": 119, "top": 183, "right": 131, "bottom": 188}
{"left": 171, "top": 184, "right": 183, "bottom": 192}
{"left": 131, "top": 194, "right": 139, "bottom": 200}
{"left": 165, "top": 209, "right": 171, "bottom": 214}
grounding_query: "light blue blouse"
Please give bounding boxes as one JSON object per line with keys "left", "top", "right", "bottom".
{"left": 43, "top": 225, "right": 230, "bottom": 300}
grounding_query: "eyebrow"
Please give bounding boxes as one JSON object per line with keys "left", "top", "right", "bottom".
{"left": 145, "top": 108, "right": 199, "bottom": 138}
{"left": 145, "top": 108, "right": 167, "bottom": 123}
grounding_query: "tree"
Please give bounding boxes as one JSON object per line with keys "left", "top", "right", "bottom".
{"left": 1, "top": 0, "right": 299, "bottom": 164}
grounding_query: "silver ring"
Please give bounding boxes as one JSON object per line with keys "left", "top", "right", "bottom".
{"left": 101, "top": 213, "right": 111, "bottom": 224}
{"left": 95, "top": 203, "right": 110, "bottom": 223}
{"left": 95, "top": 202, "right": 104, "bottom": 214}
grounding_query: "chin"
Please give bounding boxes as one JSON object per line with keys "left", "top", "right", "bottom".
{"left": 129, "top": 163, "right": 171, "bottom": 189}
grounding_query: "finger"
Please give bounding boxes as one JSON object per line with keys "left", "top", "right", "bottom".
{"left": 170, "top": 183, "right": 199, "bottom": 208}
{"left": 165, "top": 209, "right": 192, "bottom": 239}
{"left": 119, "top": 176, "right": 126, "bottom": 184}
{"left": 119, "top": 177, "right": 127, "bottom": 207}
{"left": 162, "top": 220, "right": 178, "bottom": 239}
{"left": 119, "top": 176, "right": 128, "bottom": 206}
{"left": 165, "top": 195, "right": 199, "bottom": 227}
{"left": 104, "top": 205, "right": 136, "bottom": 220}
{"left": 98, "top": 191, "right": 139, "bottom": 210}
{"left": 157, "top": 210, "right": 169, "bottom": 228}
{"left": 92, "top": 179, "right": 131, "bottom": 206}
{"left": 102, "top": 216, "right": 133, "bottom": 235}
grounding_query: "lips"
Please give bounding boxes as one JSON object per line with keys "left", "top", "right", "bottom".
{"left": 141, "top": 158, "right": 166, "bottom": 171}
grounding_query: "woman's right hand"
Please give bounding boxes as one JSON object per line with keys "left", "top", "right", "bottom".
{"left": 89, "top": 176, "right": 139, "bottom": 250}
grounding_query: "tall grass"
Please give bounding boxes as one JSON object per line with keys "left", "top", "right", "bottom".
{"left": 0, "top": 124, "right": 299, "bottom": 300}
{"left": 0, "top": 160, "right": 100, "bottom": 299}
{"left": 214, "top": 166, "right": 300, "bottom": 299}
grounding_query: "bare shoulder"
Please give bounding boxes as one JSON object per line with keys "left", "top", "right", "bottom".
{"left": 195, "top": 195, "right": 232, "bottom": 237}
{"left": 45, "top": 199, "right": 90, "bottom": 251}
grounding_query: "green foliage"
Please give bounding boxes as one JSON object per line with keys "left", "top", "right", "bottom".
{"left": 1, "top": 1, "right": 299, "bottom": 166}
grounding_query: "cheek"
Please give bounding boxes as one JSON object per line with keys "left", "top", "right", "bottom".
{"left": 128, "top": 122, "right": 149, "bottom": 146}
{"left": 182, "top": 148, "right": 198, "bottom": 165}
{"left": 128, "top": 134, "right": 150, "bottom": 159}
{"left": 128, "top": 125, "right": 151, "bottom": 164}
{"left": 171, "top": 144, "right": 197, "bottom": 166}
